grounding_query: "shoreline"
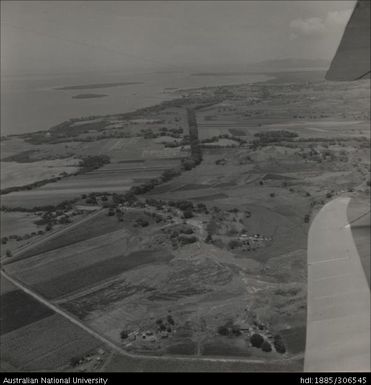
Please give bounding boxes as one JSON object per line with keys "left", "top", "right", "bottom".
{"left": 0, "top": 69, "right": 331, "bottom": 142}
{"left": 1, "top": 72, "right": 275, "bottom": 140}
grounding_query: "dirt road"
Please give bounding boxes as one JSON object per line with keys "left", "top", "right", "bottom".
{"left": 1, "top": 270, "right": 300, "bottom": 371}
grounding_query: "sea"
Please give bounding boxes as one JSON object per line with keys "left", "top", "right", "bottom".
{"left": 1, "top": 70, "right": 270, "bottom": 136}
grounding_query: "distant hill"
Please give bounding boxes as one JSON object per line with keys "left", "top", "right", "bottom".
{"left": 191, "top": 59, "right": 330, "bottom": 77}
{"left": 247, "top": 58, "right": 330, "bottom": 72}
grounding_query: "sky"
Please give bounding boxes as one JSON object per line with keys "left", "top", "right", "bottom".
{"left": 1, "top": 0, "right": 356, "bottom": 76}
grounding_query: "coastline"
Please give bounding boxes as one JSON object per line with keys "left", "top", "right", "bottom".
{"left": 1, "top": 71, "right": 273, "bottom": 139}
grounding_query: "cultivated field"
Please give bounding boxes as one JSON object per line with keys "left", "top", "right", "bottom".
{"left": 1, "top": 73, "right": 369, "bottom": 370}
{"left": 0, "top": 277, "right": 105, "bottom": 372}
{"left": 1, "top": 314, "right": 103, "bottom": 371}
{"left": 1, "top": 157, "right": 183, "bottom": 208}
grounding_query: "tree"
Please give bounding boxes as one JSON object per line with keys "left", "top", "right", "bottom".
{"left": 217, "top": 325, "right": 229, "bottom": 336}
{"left": 182, "top": 158, "right": 196, "bottom": 171}
{"left": 183, "top": 209, "right": 194, "bottom": 219}
{"left": 5, "top": 249, "right": 12, "bottom": 258}
{"left": 261, "top": 340, "right": 272, "bottom": 352}
{"left": 205, "top": 233, "right": 213, "bottom": 243}
{"left": 120, "top": 330, "right": 129, "bottom": 339}
{"left": 250, "top": 333, "right": 264, "bottom": 348}
{"left": 179, "top": 235, "right": 197, "bottom": 245}
{"left": 273, "top": 334, "right": 286, "bottom": 354}
{"left": 70, "top": 356, "right": 81, "bottom": 367}
{"left": 231, "top": 325, "right": 241, "bottom": 336}
{"left": 228, "top": 239, "right": 242, "bottom": 250}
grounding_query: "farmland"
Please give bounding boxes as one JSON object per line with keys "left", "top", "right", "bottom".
{"left": 0, "top": 289, "right": 54, "bottom": 335}
{"left": 1, "top": 71, "right": 369, "bottom": 371}
{"left": 1, "top": 158, "right": 80, "bottom": 190}
{"left": 1, "top": 314, "right": 104, "bottom": 371}
{"left": 0, "top": 277, "right": 105, "bottom": 372}
{"left": 1, "top": 158, "right": 183, "bottom": 209}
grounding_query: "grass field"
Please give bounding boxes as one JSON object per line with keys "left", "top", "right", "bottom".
{"left": 166, "top": 340, "right": 197, "bottom": 355}
{"left": 1, "top": 158, "right": 79, "bottom": 190}
{"left": 0, "top": 211, "right": 40, "bottom": 237}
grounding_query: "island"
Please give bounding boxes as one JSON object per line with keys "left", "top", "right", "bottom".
{"left": 55, "top": 81, "right": 142, "bottom": 90}
{"left": 72, "top": 93, "right": 108, "bottom": 99}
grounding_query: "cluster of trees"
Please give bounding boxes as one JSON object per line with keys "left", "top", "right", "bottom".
{"left": 250, "top": 130, "right": 299, "bottom": 149}
{"left": 201, "top": 134, "right": 247, "bottom": 147}
{"left": 250, "top": 333, "right": 272, "bottom": 352}
{"left": 1, "top": 198, "right": 79, "bottom": 217}
{"left": 145, "top": 198, "right": 208, "bottom": 216}
{"left": 255, "top": 130, "right": 298, "bottom": 141}
{"left": 187, "top": 109, "right": 203, "bottom": 164}
{"left": 141, "top": 127, "right": 183, "bottom": 140}
{"left": 163, "top": 224, "right": 198, "bottom": 248}
{"left": 1, "top": 175, "right": 65, "bottom": 195}
{"left": 273, "top": 334, "right": 286, "bottom": 354}
{"left": 228, "top": 239, "right": 243, "bottom": 250}
{"left": 249, "top": 332, "right": 286, "bottom": 354}
{"left": 1, "top": 205, "right": 80, "bottom": 246}
{"left": 134, "top": 217, "right": 150, "bottom": 227}
{"left": 1, "top": 156, "right": 110, "bottom": 196}
{"left": 24, "top": 119, "right": 110, "bottom": 145}
{"left": 78, "top": 155, "right": 110, "bottom": 173}
{"left": 217, "top": 322, "right": 242, "bottom": 337}
{"left": 33, "top": 209, "right": 73, "bottom": 229}
{"left": 111, "top": 154, "right": 202, "bottom": 204}
{"left": 156, "top": 315, "right": 175, "bottom": 333}
{"left": 2, "top": 230, "right": 45, "bottom": 245}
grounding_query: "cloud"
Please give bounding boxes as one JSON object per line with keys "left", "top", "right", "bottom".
{"left": 289, "top": 8, "right": 352, "bottom": 39}
{"left": 290, "top": 17, "right": 326, "bottom": 38}
{"left": 325, "top": 9, "right": 352, "bottom": 26}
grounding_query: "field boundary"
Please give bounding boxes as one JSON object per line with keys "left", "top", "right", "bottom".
{"left": 1, "top": 270, "right": 300, "bottom": 367}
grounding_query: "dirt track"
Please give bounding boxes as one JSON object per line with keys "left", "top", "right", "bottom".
{"left": 1, "top": 270, "right": 302, "bottom": 372}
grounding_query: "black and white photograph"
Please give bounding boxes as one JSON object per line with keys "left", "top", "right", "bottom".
{"left": 0, "top": 0, "right": 370, "bottom": 377}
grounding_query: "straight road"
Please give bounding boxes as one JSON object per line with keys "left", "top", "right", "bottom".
{"left": 1, "top": 270, "right": 297, "bottom": 372}
{"left": 1, "top": 208, "right": 104, "bottom": 265}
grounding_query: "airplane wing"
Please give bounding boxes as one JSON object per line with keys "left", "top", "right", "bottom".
{"left": 305, "top": 0, "right": 370, "bottom": 372}
{"left": 326, "top": 0, "right": 370, "bottom": 81}
{"left": 304, "top": 198, "right": 370, "bottom": 372}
